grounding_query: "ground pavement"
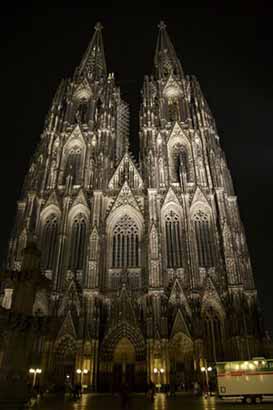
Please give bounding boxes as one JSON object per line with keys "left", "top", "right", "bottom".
{"left": 37, "top": 392, "right": 273, "bottom": 410}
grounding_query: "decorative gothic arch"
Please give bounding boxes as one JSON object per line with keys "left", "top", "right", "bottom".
{"left": 39, "top": 206, "right": 60, "bottom": 271}
{"left": 55, "top": 334, "right": 77, "bottom": 355}
{"left": 201, "top": 305, "right": 224, "bottom": 362}
{"left": 33, "top": 289, "right": 49, "bottom": 316}
{"left": 161, "top": 203, "right": 184, "bottom": 269}
{"left": 100, "top": 323, "right": 146, "bottom": 361}
{"left": 169, "top": 331, "right": 193, "bottom": 357}
{"left": 68, "top": 203, "right": 90, "bottom": 224}
{"left": 53, "top": 335, "right": 77, "bottom": 383}
{"left": 106, "top": 205, "right": 143, "bottom": 276}
{"left": 113, "top": 337, "right": 136, "bottom": 363}
{"left": 167, "top": 129, "right": 194, "bottom": 184}
{"left": 111, "top": 214, "right": 140, "bottom": 269}
{"left": 61, "top": 127, "right": 86, "bottom": 185}
{"left": 169, "top": 331, "right": 194, "bottom": 389}
{"left": 68, "top": 206, "right": 89, "bottom": 271}
{"left": 190, "top": 204, "right": 215, "bottom": 268}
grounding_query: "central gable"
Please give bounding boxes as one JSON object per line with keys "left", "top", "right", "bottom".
{"left": 108, "top": 153, "right": 143, "bottom": 190}
{"left": 108, "top": 181, "right": 143, "bottom": 215}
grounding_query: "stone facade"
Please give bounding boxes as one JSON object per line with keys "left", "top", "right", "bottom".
{"left": 1, "top": 22, "right": 267, "bottom": 392}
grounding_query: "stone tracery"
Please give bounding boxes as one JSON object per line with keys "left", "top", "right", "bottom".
{"left": 1, "top": 21, "right": 265, "bottom": 395}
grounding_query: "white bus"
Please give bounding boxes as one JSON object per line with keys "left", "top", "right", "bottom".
{"left": 216, "top": 357, "right": 273, "bottom": 404}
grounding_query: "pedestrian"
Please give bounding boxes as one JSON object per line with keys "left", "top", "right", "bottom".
{"left": 193, "top": 381, "right": 200, "bottom": 397}
{"left": 203, "top": 383, "right": 209, "bottom": 399}
{"left": 146, "top": 380, "right": 155, "bottom": 401}
{"left": 120, "top": 382, "right": 129, "bottom": 409}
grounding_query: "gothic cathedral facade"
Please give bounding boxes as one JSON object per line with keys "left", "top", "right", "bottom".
{"left": 5, "top": 22, "right": 265, "bottom": 391}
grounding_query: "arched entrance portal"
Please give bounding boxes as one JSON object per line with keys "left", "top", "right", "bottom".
{"left": 113, "top": 337, "right": 136, "bottom": 392}
{"left": 53, "top": 336, "right": 77, "bottom": 386}
{"left": 169, "top": 332, "right": 194, "bottom": 391}
{"left": 99, "top": 323, "right": 146, "bottom": 392}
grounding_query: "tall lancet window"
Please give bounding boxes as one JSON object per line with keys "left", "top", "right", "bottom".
{"left": 69, "top": 213, "right": 87, "bottom": 270}
{"left": 165, "top": 210, "right": 183, "bottom": 268}
{"left": 112, "top": 215, "right": 140, "bottom": 268}
{"left": 63, "top": 147, "right": 82, "bottom": 185}
{"left": 192, "top": 210, "right": 215, "bottom": 268}
{"left": 75, "top": 98, "right": 88, "bottom": 123}
{"left": 172, "top": 144, "right": 190, "bottom": 183}
{"left": 168, "top": 98, "right": 180, "bottom": 122}
{"left": 203, "top": 307, "right": 224, "bottom": 362}
{"left": 41, "top": 214, "right": 58, "bottom": 270}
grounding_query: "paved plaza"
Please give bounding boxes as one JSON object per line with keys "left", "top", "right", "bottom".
{"left": 37, "top": 393, "right": 273, "bottom": 410}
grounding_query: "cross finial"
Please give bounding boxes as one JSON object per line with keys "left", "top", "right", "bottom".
{"left": 158, "top": 21, "right": 166, "bottom": 31}
{"left": 95, "top": 22, "right": 103, "bottom": 31}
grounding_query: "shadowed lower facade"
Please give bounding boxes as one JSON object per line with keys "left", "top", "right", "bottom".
{"left": 0, "top": 21, "right": 269, "bottom": 392}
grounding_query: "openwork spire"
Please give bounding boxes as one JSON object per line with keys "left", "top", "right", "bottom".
{"left": 78, "top": 22, "right": 107, "bottom": 80}
{"left": 154, "top": 21, "right": 184, "bottom": 79}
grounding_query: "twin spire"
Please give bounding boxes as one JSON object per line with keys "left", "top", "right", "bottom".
{"left": 78, "top": 21, "right": 183, "bottom": 81}
{"left": 154, "top": 21, "right": 184, "bottom": 79}
{"left": 78, "top": 22, "right": 107, "bottom": 80}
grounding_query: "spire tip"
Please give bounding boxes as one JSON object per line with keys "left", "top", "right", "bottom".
{"left": 158, "top": 21, "right": 166, "bottom": 31}
{"left": 95, "top": 22, "right": 103, "bottom": 31}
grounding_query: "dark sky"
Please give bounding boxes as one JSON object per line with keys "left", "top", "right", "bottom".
{"left": 0, "top": 7, "right": 272, "bottom": 331}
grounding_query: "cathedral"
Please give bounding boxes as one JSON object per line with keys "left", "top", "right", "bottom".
{"left": 1, "top": 22, "right": 267, "bottom": 392}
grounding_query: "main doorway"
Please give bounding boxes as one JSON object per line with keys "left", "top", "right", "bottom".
{"left": 53, "top": 336, "right": 77, "bottom": 387}
{"left": 169, "top": 332, "right": 194, "bottom": 391}
{"left": 112, "top": 337, "right": 136, "bottom": 392}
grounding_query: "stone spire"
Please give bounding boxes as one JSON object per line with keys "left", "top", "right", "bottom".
{"left": 154, "top": 21, "right": 184, "bottom": 79}
{"left": 78, "top": 22, "right": 107, "bottom": 80}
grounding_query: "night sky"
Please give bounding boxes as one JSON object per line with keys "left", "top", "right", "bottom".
{"left": 0, "top": 7, "right": 272, "bottom": 331}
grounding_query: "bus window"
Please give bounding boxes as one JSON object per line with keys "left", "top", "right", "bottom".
{"left": 268, "top": 361, "right": 273, "bottom": 369}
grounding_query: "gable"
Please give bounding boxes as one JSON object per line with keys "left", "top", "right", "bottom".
{"left": 44, "top": 191, "right": 60, "bottom": 211}
{"left": 167, "top": 122, "right": 190, "bottom": 146}
{"left": 108, "top": 153, "right": 143, "bottom": 190}
{"left": 169, "top": 278, "right": 191, "bottom": 316}
{"left": 74, "top": 78, "right": 92, "bottom": 100}
{"left": 58, "top": 279, "right": 81, "bottom": 317}
{"left": 57, "top": 310, "right": 77, "bottom": 340}
{"left": 162, "top": 187, "right": 181, "bottom": 208}
{"left": 163, "top": 74, "right": 183, "bottom": 99}
{"left": 170, "top": 309, "right": 191, "bottom": 338}
{"left": 108, "top": 181, "right": 143, "bottom": 215}
{"left": 202, "top": 275, "right": 225, "bottom": 319}
{"left": 190, "top": 187, "right": 210, "bottom": 210}
{"left": 71, "top": 188, "right": 89, "bottom": 208}
{"left": 64, "top": 125, "right": 86, "bottom": 151}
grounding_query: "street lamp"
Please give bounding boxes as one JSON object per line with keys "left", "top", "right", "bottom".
{"left": 153, "top": 367, "right": 164, "bottom": 392}
{"left": 76, "top": 369, "right": 88, "bottom": 389}
{"left": 201, "top": 366, "right": 212, "bottom": 396}
{"left": 29, "top": 368, "right": 42, "bottom": 387}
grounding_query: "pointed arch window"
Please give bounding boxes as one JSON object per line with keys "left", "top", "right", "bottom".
{"left": 69, "top": 213, "right": 87, "bottom": 270}
{"left": 203, "top": 307, "right": 224, "bottom": 361}
{"left": 76, "top": 98, "right": 88, "bottom": 123}
{"left": 41, "top": 214, "right": 58, "bottom": 270}
{"left": 172, "top": 143, "right": 190, "bottom": 183}
{"left": 112, "top": 215, "right": 140, "bottom": 268}
{"left": 63, "top": 147, "right": 82, "bottom": 185}
{"left": 165, "top": 210, "right": 183, "bottom": 268}
{"left": 167, "top": 97, "right": 180, "bottom": 122}
{"left": 192, "top": 210, "right": 215, "bottom": 268}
